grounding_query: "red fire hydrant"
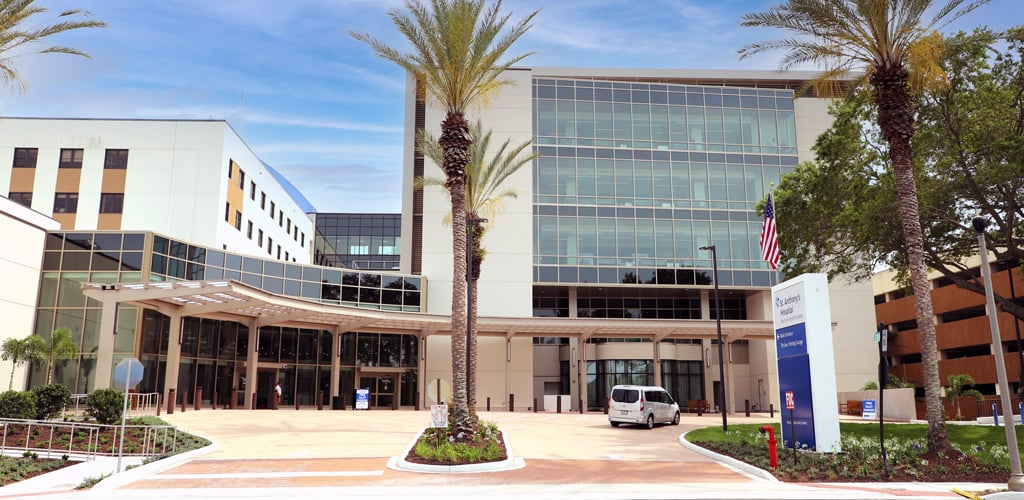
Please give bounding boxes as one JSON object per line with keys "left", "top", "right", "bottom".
{"left": 760, "top": 425, "right": 778, "bottom": 469}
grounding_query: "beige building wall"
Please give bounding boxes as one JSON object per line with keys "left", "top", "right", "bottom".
{"left": 0, "top": 197, "right": 59, "bottom": 390}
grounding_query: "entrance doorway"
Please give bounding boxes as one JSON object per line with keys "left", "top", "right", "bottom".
{"left": 257, "top": 368, "right": 278, "bottom": 409}
{"left": 358, "top": 374, "right": 396, "bottom": 409}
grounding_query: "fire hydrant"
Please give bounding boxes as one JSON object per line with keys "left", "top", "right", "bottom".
{"left": 760, "top": 425, "right": 778, "bottom": 469}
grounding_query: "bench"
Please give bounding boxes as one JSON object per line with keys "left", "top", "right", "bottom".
{"left": 846, "top": 399, "right": 863, "bottom": 415}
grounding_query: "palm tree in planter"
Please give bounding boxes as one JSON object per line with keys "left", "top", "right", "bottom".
{"left": 946, "top": 374, "right": 984, "bottom": 421}
{"left": 352, "top": 0, "right": 536, "bottom": 436}
{"left": 417, "top": 120, "right": 536, "bottom": 406}
{"left": 1, "top": 335, "right": 45, "bottom": 390}
{"left": 739, "top": 0, "right": 989, "bottom": 455}
{"left": 0, "top": 1, "right": 106, "bottom": 94}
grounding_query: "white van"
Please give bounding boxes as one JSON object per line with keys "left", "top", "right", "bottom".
{"left": 608, "top": 385, "right": 680, "bottom": 429}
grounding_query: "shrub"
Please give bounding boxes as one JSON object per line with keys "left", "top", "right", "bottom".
{"left": 0, "top": 390, "right": 36, "bottom": 419}
{"left": 31, "top": 384, "right": 71, "bottom": 420}
{"left": 85, "top": 389, "right": 124, "bottom": 425}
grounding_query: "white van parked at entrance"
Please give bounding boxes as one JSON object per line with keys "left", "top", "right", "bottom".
{"left": 608, "top": 385, "right": 680, "bottom": 429}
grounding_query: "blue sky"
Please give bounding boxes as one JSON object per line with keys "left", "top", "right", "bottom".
{"left": 3, "top": 0, "right": 1018, "bottom": 213}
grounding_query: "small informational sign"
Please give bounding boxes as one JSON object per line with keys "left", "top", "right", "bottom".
{"left": 785, "top": 391, "right": 795, "bottom": 410}
{"left": 430, "top": 404, "right": 448, "bottom": 428}
{"left": 355, "top": 388, "right": 370, "bottom": 410}
{"left": 862, "top": 399, "right": 877, "bottom": 419}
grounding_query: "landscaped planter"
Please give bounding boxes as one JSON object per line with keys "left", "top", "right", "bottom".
{"left": 388, "top": 428, "right": 524, "bottom": 473}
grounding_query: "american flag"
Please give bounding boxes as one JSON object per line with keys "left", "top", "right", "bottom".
{"left": 760, "top": 193, "right": 779, "bottom": 270}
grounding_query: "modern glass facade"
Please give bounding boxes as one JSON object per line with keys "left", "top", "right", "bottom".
{"left": 532, "top": 78, "right": 797, "bottom": 288}
{"left": 313, "top": 213, "right": 401, "bottom": 270}
{"left": 31, "top": 230, "right": 424, "bottom": 406}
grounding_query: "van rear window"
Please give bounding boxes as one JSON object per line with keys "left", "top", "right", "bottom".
{"left": 611, "top": 388, "right": 639, "bottom": 403}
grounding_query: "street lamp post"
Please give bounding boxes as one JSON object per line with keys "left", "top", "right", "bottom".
{"left": 973, "top": 216, "right": 1024, "bottom": 491}
{"left": 699, "top": 244, "right": 728, "bottom": 432}
{"left": 466, "top": 217, "right": 488, "bottom": 407}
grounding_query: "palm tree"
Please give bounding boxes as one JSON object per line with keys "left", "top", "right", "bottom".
{"left": 0, "top": 335, "right": 44, "bottom": 390}
{"left": 0, "top": 0, "right": 106, "bottom": 94}
{"left": 417, "top": 120, "right": 536, "bottom": 406}
{"left": 740, "top": 0, "right": 988, "bottom": 455}
{"left": 945, "top": 374, "right": 983, "bottom": 421}
{"left": 33, "top": 328, "right": 78, "bottom": 385}
{"left": 352, "top": 0, "right": 536, "bottom": 435}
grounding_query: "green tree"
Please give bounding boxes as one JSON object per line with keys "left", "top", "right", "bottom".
{"left": 945, "top": 374, "right": 984, "bottom": 420}
{"left": 417, "top": 119, "right": 535, "bottom": 405}
{"left": 0, "top": 0, "right": 106, "bottom": 94}
{"left": 33, "top": 328, "right": 78, "bottom": 385}
{"left": 770, "top": 27, "right": 1024, "bottom": 322}
{"left": 352, "top": 0, "right": 536, "bottom": 436}
{"left": 0, "top": 335, "right": 44, "bottom": 390}
{"left": 740, "top": 0, "right": 989, "bottom": 455}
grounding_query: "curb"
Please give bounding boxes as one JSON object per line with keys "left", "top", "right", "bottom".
{"left": 388, "top": 428, "right": 525, "bottom": 474}
{"left": 88, "top": 436, "right": 219, "bottom": 492}
{"left": 678, "top": 430, "right": 778, "bottom": 482}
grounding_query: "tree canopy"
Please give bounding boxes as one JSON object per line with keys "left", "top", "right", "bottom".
{"left": 775, "top": 26, "right": 1024, "bottom": 321}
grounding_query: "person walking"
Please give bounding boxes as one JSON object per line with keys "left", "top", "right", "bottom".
{"left": 274, "top": 380, "right": 282, "bottom": 409}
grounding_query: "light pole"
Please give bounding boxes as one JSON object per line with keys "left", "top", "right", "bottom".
{"left": 1005, "top": 261, "right": 1023, "bottom": 395}
{"left": 699, "top": 244, "right": 728, "bottom": 431}
{"left": 466, "top": 216, "right": 488, "bottom": 406}
{"left": 973, "top": 216, "right": 1024, "bottom": 491}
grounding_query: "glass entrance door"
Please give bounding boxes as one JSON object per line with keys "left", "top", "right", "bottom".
{"left": 358, "top": 375, "right": 396, "bottom": 409}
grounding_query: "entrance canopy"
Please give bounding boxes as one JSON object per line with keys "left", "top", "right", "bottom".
{"left": 81, "top": 279, "right": 775, "bottom": 342}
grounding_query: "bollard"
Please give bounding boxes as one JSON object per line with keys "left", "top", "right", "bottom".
{"left": 604, "top": 397, "right": 609, "bottom": 415}
{"left": 415, "top": 391, "right": 420, "bottom": 411}
{"left": 296, "top": 394, "right": 301, "bottom": 410}
{"left": 994, "top": 403, "right": 1000, "bottom": 426}
{"left": 487, "top": 397, "right": 491, "bottom": 412}
{"left": 760, "top": 426, "right": 779, "bottom": 468}
{"left": 167, "top": 388, "right": 176, "bottom": 415}
{"left": 318, "top": 391, "right": 324, "bottom": 411}
{"left": 770, "top": 403, "right": 774, "bottom": 418}
{"left": 509, "top": 394, "right": 514, "bottom": 412}
{"left": 534, "top": 398, "right": 538, "bottom": 413}
{"left": 195, "top": 388, "right": 202, "bottom": 411}
{"left": 230, "top": 387, "right": 236, "bottom": 410}
{"left": 252, "top": 392, "right": 256, "bottom": 409}
{"left": 212, "top": 391, "right": 217, "bottom": 410}
{"left": 745, "top": 399, "right": 750, "bottom": 417}
{"left": 181, "top": 391, "right": 187, "bottom": 413}
{"left": 557, "top": 396, "right": 562, "bottom": 413}
{"left": 697, "top": 403, "right": 703, "bottom": 417}
{"left": 579, "top": 398, "right": 583, "bottom": 414}
{"left": 157, "top": 393, "right": 162, "bottom": 416}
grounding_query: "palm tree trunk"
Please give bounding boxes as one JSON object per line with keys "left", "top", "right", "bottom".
{"left": 440, "top": 111, "right": 472, "bottom": 436}
{"left": 873, "top": 67, "right": 951, "bottom": 454}
{"left": 470, "top": 277, "right": 478, "bottom": 408}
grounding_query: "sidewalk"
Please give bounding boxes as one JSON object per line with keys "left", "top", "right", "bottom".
{"left": 0, "top": 408, "right": 1016, "bottom": 499}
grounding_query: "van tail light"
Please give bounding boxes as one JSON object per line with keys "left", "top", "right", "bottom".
{"left": 640, "top": 397, "right": 644, "bottom": 412}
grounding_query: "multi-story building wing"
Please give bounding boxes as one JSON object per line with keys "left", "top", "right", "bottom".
{"left": 404, "top": 68, "right": 877, "bottom": 411}
{"left": 0, "top": 118, "right": 313, "bottom": 263}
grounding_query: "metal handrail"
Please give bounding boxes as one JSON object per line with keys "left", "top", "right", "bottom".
{"left": 0, "top": 417, "right": 177, "bottom": 462}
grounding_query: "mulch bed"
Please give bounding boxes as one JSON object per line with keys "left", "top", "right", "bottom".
{"left": 402, "top": 431, "right": 509, "bottom": 467}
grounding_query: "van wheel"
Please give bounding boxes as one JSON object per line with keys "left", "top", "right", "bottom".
{"left": 671, "top": 412, "right": 680, "bottom": 425}
{"left": 610, "top": 421, "right": 620, "bottom": 427}
{"left": 645, "top": 415, "right": 654, "bottom": 429}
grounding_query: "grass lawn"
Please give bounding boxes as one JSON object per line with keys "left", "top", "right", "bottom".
{"left": 686, "top": 422, "right": 1022, "bottom": 482}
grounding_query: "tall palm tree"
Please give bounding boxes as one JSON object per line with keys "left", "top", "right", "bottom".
{"left": 352, "top": 0, "right": 536, "bottom": 435}
{"left": 740, "top": 0, "right": 989, "bottom": 454}
{"left": 0, "top": 0, "right": 106, "bottom": 94}
{"left": 417, "top": 120, "right": 536, "bottom": 406}
{"left": 33, "top": 328, "right": 78, "bottom": 385}
{"left": 0, "top": 335, "right": 44, "bottom": 390}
